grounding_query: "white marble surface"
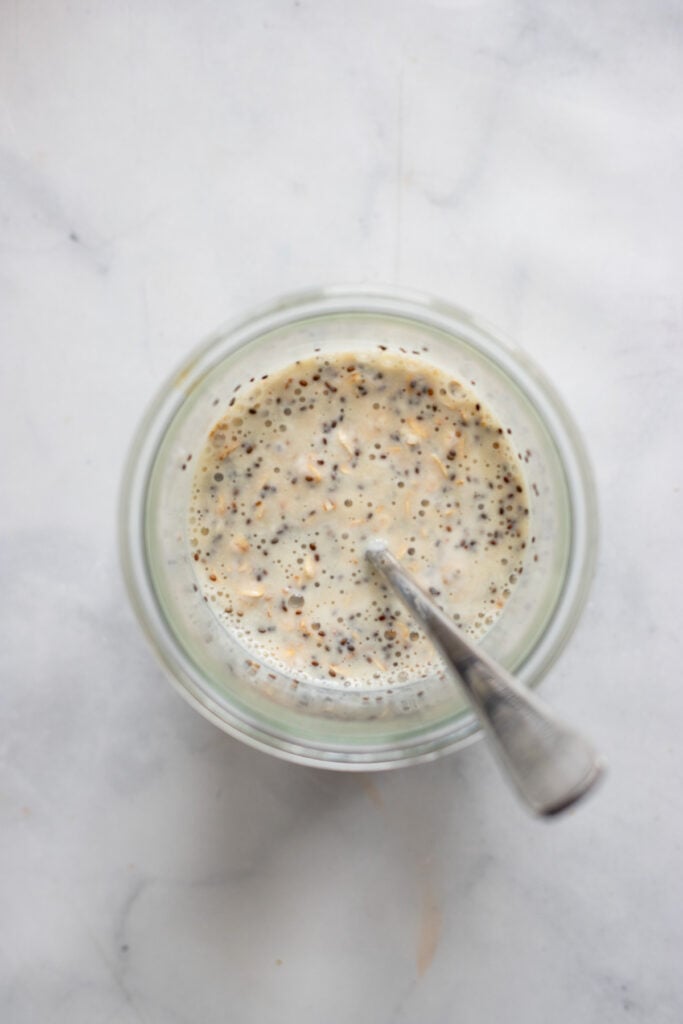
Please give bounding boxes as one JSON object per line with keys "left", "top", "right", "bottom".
{"left": 2, "top": 1, "right": 682, "bottom": 1021}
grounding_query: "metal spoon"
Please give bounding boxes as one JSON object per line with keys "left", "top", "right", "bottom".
{"left": 366, "top": 541, "right": 604, "bottom": 816}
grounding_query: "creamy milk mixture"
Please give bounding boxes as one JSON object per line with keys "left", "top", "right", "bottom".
{"left": 188, "top": 351, "right": 529, "bottom": 686}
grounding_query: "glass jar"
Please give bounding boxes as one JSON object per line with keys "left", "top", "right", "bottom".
{"left": 120, "top": 286, "right": 597, "bottom": 769}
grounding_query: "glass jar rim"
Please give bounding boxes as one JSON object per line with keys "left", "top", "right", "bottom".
{"left": 119, "top": 285, "right": 598, "bottom": 770}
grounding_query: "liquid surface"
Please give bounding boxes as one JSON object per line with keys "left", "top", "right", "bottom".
{"left": 189, "top": 351, "right": 529, "bottom": 686}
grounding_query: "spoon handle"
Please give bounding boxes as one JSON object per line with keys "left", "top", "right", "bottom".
{"left": 367, "top": 545, "right": 604, "bottom": 816}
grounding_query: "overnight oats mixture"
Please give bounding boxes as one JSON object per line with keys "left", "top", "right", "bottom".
{"left": 188, "top": 351, "right": 530, "bottom": 687}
